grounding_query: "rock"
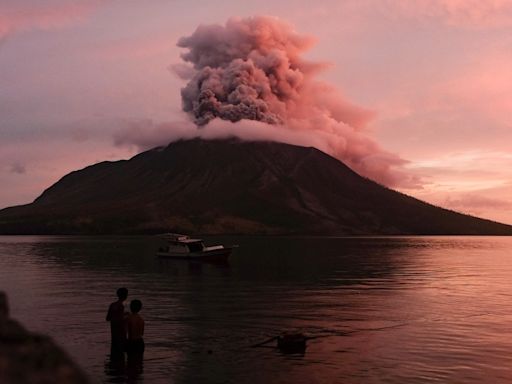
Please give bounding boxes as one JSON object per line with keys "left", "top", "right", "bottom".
{"left": 0, "top": 292, "right": 8, "bottom": 317}
{"left": 0, "top": 291, "right": 89, "bottom": 384}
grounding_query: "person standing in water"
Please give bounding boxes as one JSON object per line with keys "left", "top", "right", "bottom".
{"left": 106, "top": 287, "right": 128, "bottom": 353}
{"left": 126, "top": 299, "right": 145, "bottom": 373}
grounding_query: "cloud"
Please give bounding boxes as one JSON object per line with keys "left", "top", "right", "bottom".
{"left": 94, "top": 32, "right": 179, "bottom": 61}
{"left": 401, "top": 151, "right": 512, "bottom": 224}
{"left": 443, "top": 194, "right": 512, "bottom": 212}
{"left": 113, "top": 116, "right": 424, "bottom": 189}
{"left": 406, "top": 151, "right": 512, "bottom": 185}
{"left": 113, "top": 118, "right": 342, "bottom": 152}
{"left": 112, "top": 119, "right": 197, "bottom": 151}
{"left": 0, "top": 0, "right": 103, "bottom": 41}
{"left": 8, "top": 162, "right": 26, "bottom": 174}
{"left": 429, "top": 188, "right": 512, "bottom": 224}
{"left": 359, "top": 0, "right": 512, "bottom": 28}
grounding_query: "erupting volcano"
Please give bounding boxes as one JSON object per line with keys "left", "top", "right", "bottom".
{"left": 1, "top": 17, "right": 511, "bottom": 235}
{"left": 172, "top": 16, "right": 418, "bottom": 188}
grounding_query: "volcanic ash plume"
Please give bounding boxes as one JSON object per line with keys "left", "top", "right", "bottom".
{"left": 176, "top": 16, "right": 420, "bottom": 188}
{"left": 177, "top": 16, "right": 316, "bottom": 126}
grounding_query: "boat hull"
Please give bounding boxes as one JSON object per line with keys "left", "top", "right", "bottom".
{"left": 156, "top": 247, "right": 233, "bottom": 262}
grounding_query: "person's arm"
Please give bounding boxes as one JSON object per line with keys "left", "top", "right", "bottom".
{"left": 106, "top": 304, "right": 112, "bottom": 321}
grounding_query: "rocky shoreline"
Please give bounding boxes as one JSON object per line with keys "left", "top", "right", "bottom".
{"left": 0, "top": 292, "right": 89, "bottom": 384}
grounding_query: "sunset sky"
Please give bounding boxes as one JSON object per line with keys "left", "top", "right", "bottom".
{"left": 1, "top": 0, "right": 511, "bottom": 224}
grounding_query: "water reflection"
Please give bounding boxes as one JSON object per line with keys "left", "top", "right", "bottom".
{"left": 104, "top": 350, "right": 145, "bottom": 383}
{"left": 105, "top": 350, "right": 126, "bottom": 383}
{"left": 1, "top": 236, "right": 512, "bottom": 383}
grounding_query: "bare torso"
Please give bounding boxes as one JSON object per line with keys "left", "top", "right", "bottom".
{"left": 127, "top": 313, "right": 144, "bottom": 340}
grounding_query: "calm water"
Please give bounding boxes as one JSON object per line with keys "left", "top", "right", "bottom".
{"left": 1, "top": 236, "right": 512, "bottom": 383}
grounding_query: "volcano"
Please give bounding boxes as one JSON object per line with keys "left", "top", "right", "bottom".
{"left": 0, "top": 138, "right": 511, "bottom": 235}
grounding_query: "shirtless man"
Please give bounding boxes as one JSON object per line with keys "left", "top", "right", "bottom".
{"left": 106, "top": 287, "right": 128, "bottom": 352}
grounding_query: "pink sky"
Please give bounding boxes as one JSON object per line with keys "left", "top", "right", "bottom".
{"left": 1, "top": 0, "right": 511, "bottom": 224}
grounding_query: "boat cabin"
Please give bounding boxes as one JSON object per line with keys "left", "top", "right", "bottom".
{"left": 159, "top": 233, "right": 205, "bottom": 254}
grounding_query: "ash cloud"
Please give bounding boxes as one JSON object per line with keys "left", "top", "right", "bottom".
{"left": 177, "top": 16, "right": 322, "bottom": 127}
{"left": 175, "top": 16, "right": 421, "bottom": 188}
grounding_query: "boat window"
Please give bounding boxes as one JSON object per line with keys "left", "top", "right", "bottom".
{"left": 187, "top": 241, "right": 203, "bottom": 252}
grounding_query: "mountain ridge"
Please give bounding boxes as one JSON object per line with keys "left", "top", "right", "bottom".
{"left": 1, "top": 138, "right": 511, "bottom": 235}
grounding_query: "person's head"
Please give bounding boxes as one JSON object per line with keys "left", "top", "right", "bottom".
{"left": 116, "top": 288, "right": 128, "bottom": 301}
{"left": 130, "top": 299, "right": 142, "bottom": 314}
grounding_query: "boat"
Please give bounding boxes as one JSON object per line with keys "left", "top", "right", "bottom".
{"left": 156, "top": 233, "right": 235, "bottom": 262}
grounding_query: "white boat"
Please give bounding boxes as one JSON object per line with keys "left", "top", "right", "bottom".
{"left": 156, "top": 233, "right": 235, "bottom": 262}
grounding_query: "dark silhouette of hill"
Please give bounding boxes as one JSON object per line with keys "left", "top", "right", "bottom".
{"left": 0, "top": 138, "right": 511, "bottom": 235}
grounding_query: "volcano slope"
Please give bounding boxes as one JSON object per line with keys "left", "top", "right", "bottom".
{"left": 1, "top": 138, "right": 511, "bottom": 235}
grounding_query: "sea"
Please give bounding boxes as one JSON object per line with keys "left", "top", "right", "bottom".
{"left": 1, "top": 235, "right": 512, "bottom": 383}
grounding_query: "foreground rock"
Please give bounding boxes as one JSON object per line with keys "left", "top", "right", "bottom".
{"left": 0, "top": 292, "right": 89, "bottom": 384}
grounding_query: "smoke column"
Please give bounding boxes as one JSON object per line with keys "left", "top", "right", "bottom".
{"left": 176, "top": 16, "right": 419, "bottom": 188}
